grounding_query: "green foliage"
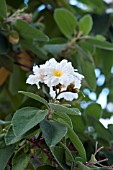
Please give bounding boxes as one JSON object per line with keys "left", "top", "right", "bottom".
{"left": 12, "top": 107, "right": 48, "bottom": 136}
{"left": 15, "top": 20, "right": 49, "bottom": 42}
{"left": 0, "top": 0, "right": 7, "bottom": 19}
{"left": 12, "top": 147, "right": 30, "bottom": 170}
{"left": 0, "top": 0, "right": 113, "bottom": 169}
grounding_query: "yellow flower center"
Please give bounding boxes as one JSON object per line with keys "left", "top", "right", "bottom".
{"left": 53, "top": 70, "right": 63, "bottom": 77}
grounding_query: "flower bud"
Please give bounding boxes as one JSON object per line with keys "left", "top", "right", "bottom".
{"left": 67, "top": 83, "right": 75, "bottom": 91}
{"left": 72, "top": 88, "right": 79, "bottom": 93}
{"left": 8, "top": 31, "right": 19, "bottom": 45}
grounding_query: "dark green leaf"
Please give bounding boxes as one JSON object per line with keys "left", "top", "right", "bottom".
{"left": 50, "top": 146, "right": 71, "bottom": 170}
{"left": 57, "top": 118, "right": 87, "bottom": 162}
{"left": 12, "top": 147, "right": 30, "bottom": 170}
{"left": 84, "top": 103, "right": 102, "bottom": 120}
{"left": 9, "top": 65, "right": 20, "bottom": 95}
{"left": 40, "top": 119, "right": 67, "bottom": 147}
{"left": 78, "top": 56, "right": 96, "bottom": 91}
{"left": 5, "top": 126, "right": 22, "bottom": 145}
{"left": 54, "top": 8, "right": 77, "bottom": 39}
{"left": 19, "top": 91, "right": 49, "bottom": 108}
{"left": 0, "top": 0, "right": 7, "bottom": 19}
{"left": 0, "top": 145, "right": 15, "bottom": 170}
{"left": 12, "top": 107, "right": 48, "bottom": 137}
{"left": 88, "top": 116, "right": 113, "bottom": 143}
{"left": 15, "top": 20, "right": 49, "bottom": 42}
{"left": 36, "top": 165, "right": 56, "bottom": 170}
{"left": 0, "top": 34, "right": 9, "bottom": 55}
{"left": 0, "top": 134, "right": 6, "bottom": 149}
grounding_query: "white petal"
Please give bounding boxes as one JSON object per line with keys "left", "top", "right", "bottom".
{"left": 33, "top": 65, "right": 40, "bottom": 74}
{"left": 26, "top": 75, "right": 40, "bottom": 88}
{"left": 58, "top": 92, "right": 78, "bottom": 101}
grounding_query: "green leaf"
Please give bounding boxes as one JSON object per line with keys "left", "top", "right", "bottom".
{"left": 0, "top": 0, "right": 7, "bottom": 19}
{"left": 69, "top": 115, "right": 86, "bottom": 140}
{"left": 53, "top": 111, "right": 73, "bottom": 128}
{"left": 60, "top": 142, "right": 75, "bottom": 163}
{"left": 12, "top": 147, "right": 30, "bottom": 170}
{"left": 50, "top": 146, "right": 70, "bottom": 170}
{"left": 88, "top": 116, "right": 113, "bottom": 143}
{"left": 78, "top": 56, "right": 96, "bottom": 91}
{"left": 12, "top": 107, "right": 48, "bottom": 137}
{"left": 49, "top": 103, "right": 79, "bottom": 115}
{"left": 77, "top": 162, "right": 91, "bottom": 170}
{"left": 15, "top": 20, "right": 49, "bottom": 42}
{"left": 86, "top": 37, "right": 113, "bottom": 50}
{"left": 36, "top": 165, "right": 56, "bottom": 170}
{"left": 84, "top": 103, "right": 102, "bottom": 121}
{"left": 95, "top": 48, "right": 113, "bottom": 77}
{"left": 0, "top": 134, "right": 6, "bottom": 149}
{"left": 44, "top": 44, "right": 66, "bottom": 56}
{"left": 40, "top": 119, "right": 67, "bottom": 147}
{"left": 19, "top": 91, "right": 49, "bottom": 108}
{"left": 57, "top": 118, "right": 87, "bottom": 162}
{"left": 20, "top": 40, "right": 49, "bottom": 61}
{"left": 5, "top": 126, "right": 22, "bottom": 145}
{"left": 54, "top": 8, "right": 77, "bottom": 39}
{"left": 9, "top": 66, "right": 20, "bottom": 95}
{"left": 78, "top": 15, "right": 93, "bottom": 35}
{"left": 0, "top": 34, "right": 9, "bottom": 55}
{"left": 0, "top": 145, "right": 15, "bottom": 170}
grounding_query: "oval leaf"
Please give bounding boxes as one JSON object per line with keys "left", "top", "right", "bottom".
{"left": 19, "top": 91, "right": 49, "bottom": 108}
{"left": 12, "top": 107, "right": 48, "bottom": 137}
{"left": 54, "top": 8, "right": 77, "bottom": 39}
{"left": 78, "top": 15, "right": 93, "bottom": 35}
{"left": 87, "top": 37, "right": 113, "bottom": 50}
{"left": 84, "top": 103, "right": 102, "bottom": 120}
{"left": 40, "top": 119, "right": 67, "bottom": 147}
{"left": 15, "top": 20, "right": 49, "bottom": 42}
{"left": 50, "top": 146, "right": 70, "bottom": 170}
{"left": 5, "top": 126, "right": 22, "bottom": 145}
{"left": 57, "top": 118, "right": 87, "bottom": 163}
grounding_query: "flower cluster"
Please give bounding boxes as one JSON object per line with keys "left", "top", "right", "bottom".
{"left": 26, "top": 58, "right": 84, "bottom": 101}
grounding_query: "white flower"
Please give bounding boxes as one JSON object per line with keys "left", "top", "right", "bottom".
{"left": 26, "top": 65, "right": 44, "bottom": 88}
{"left": 26, "top": 58, "right": 84, "bottom": 101}
{"left": 49, "top": 70, "right": 84, "bottom": 101}
{"left": 42, "top": 58, "right": 76, "bottom": 87}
